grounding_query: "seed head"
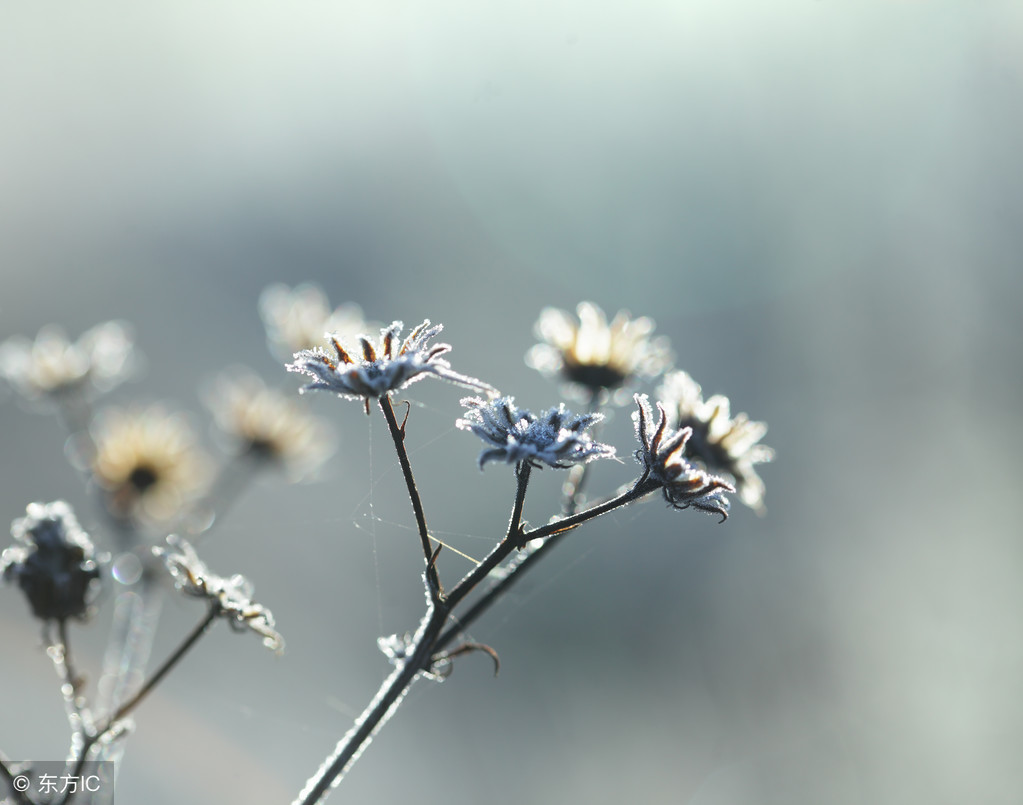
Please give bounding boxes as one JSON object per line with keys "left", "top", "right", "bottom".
{"left": 457, "top": 396, "right": 616, "bottom": 470}
{"left": 287, "top": 320, "right": 497, "bottom": 411}
{"left": 527, "top": 302, "right": 672, "bottom": 403}
{"left": 2, "top": 502, "right": 102, "bottom": 622}
{"left": 658, "top": 371, "right": 774, "bottom": 514}
{"left": 632, "top": 394, "right": 734, "bottom": 522}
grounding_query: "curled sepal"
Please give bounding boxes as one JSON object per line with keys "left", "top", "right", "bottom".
{"left": 632, "top": 394, "right": 735, "bottom": 522}
{"left": 153, "top": 535, "right": 284, "bottom": 653}
{"left": 286, "top": 319, "right": 497, "bottom": 408}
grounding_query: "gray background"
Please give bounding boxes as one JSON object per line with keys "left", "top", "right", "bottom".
{"left": 2, "top": 2, "right": 1022, "bottom": 804}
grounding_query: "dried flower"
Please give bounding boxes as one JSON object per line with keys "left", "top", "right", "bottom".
{"left": 91, "top": 406, "right": 212, "bottom": 524}
{"left": 287, "top": 320, "right": 497, "bottom": 412}
{"left": 457, "top": 396, "right": 616, "bottom": 470}
{"left": 526, "top": 302, "right": 672, "bottom": 402}
{"left": 658, "top": 371, "right": 774, "bottom": 514}
{"left": 2, "top": 502, "right": 102, "bottom": 622}
{"left": 259, "top": 283, "right": 376, "bottom": 360}
{"left": 0, "top": 321, "right": 136, "bottom": 403}
{"left": 632, "top": 394, "right": 734, "bottom": 522}
{"left": 153, "top": 534, "right": 283, "bottom": 653}
{"left": 203, "top": 369, "right": 334, "bottom": 480}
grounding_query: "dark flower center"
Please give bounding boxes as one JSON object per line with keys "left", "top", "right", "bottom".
{"left": 128, "top": 464, "right": 160, "bottom": 493}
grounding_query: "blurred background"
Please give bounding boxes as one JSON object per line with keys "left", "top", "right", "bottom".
{"left": 2, "top": 1, "right": 1022, "bottom": 803}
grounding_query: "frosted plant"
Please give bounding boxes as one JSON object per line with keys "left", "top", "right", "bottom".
{"left": 203, "top": 369, "right": 335, "bottom": 480}
{"left": 287, "top": 319, "right": 497, "bottom": 413}
{"left": 154, "top": 534, "right": 284, "bottom": 653}
{"left": 457, "top": 395, "right": 615, "bottom": 469}
{"left": 658, "top": 370, "right": 774, "bottom": 513}
{"left": 632, "top": 393, "right": 735, "bottom": 521}
{"left": 90, "top": 406, "right": 212, "bottom": 525}
{"left": 0, "top": 321, "right": 137, "bottom": 404}
{"left": 0, "top": 291, "right": 773, "bottom": 805}
{"left": 2, "top": 501, "right": 102, "bottom": 623}
{"left": 527, "top": 302, "right": 672, "bottom": 403}
{"left": 259, "top": 283, "right": 377, "bottom": 359}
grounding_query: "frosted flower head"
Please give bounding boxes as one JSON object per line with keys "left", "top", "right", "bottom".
{"left": 259, "top": 283, "right": 377, "bottom": 360}
{"left": 91, "top": 406, "right": 213, "bottom": 525}
{"left": 2, "top": 502, "right": 102, "bottom": 622}
{"left": 527, "top": 302, "right": 672, "bottom": 403}
{"left": 153, "top": 534, "right": 283, "bottom": 652}
{"left": 0, "top": 321, "right": 137, "bottom": 404}
{"left": 457, "top": 396, "right": 616, "bottom": 470}
{"left": 659, "top": 371, "right": 774, "bottom": 514}
{"left": 632, "top": 394, "right": 734, "bottom": 522}
{"left": 287, "top": 320, "right": 497, "bottom": 412}
{"left": 203, "top": 369, "right": 334, "bottom": 480}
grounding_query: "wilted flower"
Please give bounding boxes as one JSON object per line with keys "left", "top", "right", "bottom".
{"left": 457, "top": 396, "right": 616, "bottom": 470}
{"left": 259, "top": 283, "right": 376, "bottom": 360}
{"left": 91, "top": 407, "right": 212, "bottom": 524}
{"left": 287, "top": 320, "right": 497, "bottom": 413}
{"left": 2, "top": 502, "right": 102, "bottom": 622}
{"left": 0, "top": 321, "right": 137, "bottom": 403}
{"left": 632, "top": 394, "right": 734, "bottom": 522}
{"left": 153, "top": 534, "right": 283, "bottom": 653}
{"left": 658, "top": 371, "right": 774, "bottom": 514}
{"left": 203, "top": 370, "right": 334, "bottom": 480}
{"left": 527, "top": 302, "right": 672, "bottom": 402}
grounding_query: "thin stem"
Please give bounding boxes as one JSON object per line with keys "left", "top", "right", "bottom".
{"left": 63, "top": 604, "right": 219, "bottom": 799}
{"left": 50, "top": 620, "right": 92, "bottom": 747}
{"left": 293, "top": 605, "right": 447, "bottom": 805}
{"left": 106, "top": 604, "right": 218, "bottom": 729}
{"left": 507, "top": 461, "right": 532, "bottom": 544}
{"left": 0, "top": 755, "right": 33, "bottom": 805}
{"left": 378, "top": 395, "right": 441, "bottom": 600}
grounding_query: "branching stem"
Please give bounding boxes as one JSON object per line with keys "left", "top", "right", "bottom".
{"left": 379, "top": 395, "right": 442, "bottom": 601}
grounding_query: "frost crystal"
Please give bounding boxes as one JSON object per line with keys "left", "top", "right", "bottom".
{"left": 153, "top": 534, "right": 284, "bottom": 653}
{"left": 286, "top": 320, "right": 496, "bottom": 409}
{"left": 457, "top": 396, "right": 616, "bottom": 470}
{"left": 632, "top": 394, "right": 734, "bottom": 522}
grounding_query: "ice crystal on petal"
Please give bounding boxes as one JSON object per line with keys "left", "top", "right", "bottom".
{"left": 632, "top": 394, "right": 734, "bottom": 522}
{"left": 259, "top": 283, "right": 377, "bottom": 360}
{"left": 286, "top": 320, "right": 497, "bottom": 407}
{"left": 457, "top": 396, "right": 616, "bottom": 470}
{"left": 153, "top": 534, "right": 283, "bottom": 653}
{"left": 203, "top": 369, "right": 334, "bottom": 480}
{"left": 527, "top": 302, "right": 672, "bottom": 403}
{"left": 658, "top": 371, "right": 774, "bottom": 514}
{"left": 2, "top": 501, "right": 102, "bottom": 622}
{"left": 0, "top": 321, "right": 137, "bottom": 403}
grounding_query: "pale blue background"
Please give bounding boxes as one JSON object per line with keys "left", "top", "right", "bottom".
{"left": 2, "top": 2, "right": 1022, "bottom": 804}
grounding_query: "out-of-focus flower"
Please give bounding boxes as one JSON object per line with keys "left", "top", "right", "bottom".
{"left": 287, "top": 320, "right": 497, "bottom": 412}
{"left": 658, "top": 371, "right": 774, "bottom": 514}
{"left": 2, "top": 502, "right": 102, "bottom": 622}
{"left": 91, "top": 407, "right": 212, "bottom": 525}
{"left": 259, "top": 283, "right": 376, "bottom": 360}
{"left": 457, "top": 396, "right": 615, "bottom": 470}
{"left": 153, "top": 534, "right": 283, "bottom": 652}
{"left": 526, "top": 302, "right": 672, "bottom": 403}
{"left": 632, "top": 394, "right": 734, "bottom": 522}
{"left": 0, "top": 321, "right": 137, "bottom": 403}
{"left": 203, "top": 369, "right": 334, "bottom": 480}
